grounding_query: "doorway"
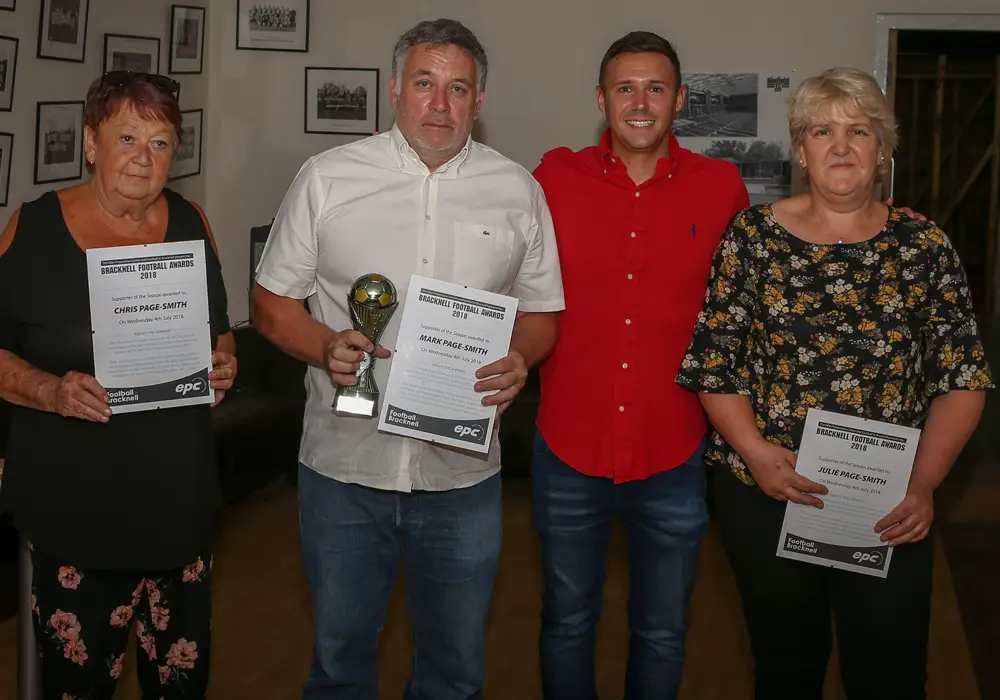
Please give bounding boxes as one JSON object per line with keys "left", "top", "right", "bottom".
{"left": 875, "top": 14, "right": 1000, "bottom": 318}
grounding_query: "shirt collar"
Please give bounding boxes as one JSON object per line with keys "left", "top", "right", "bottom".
{"left": 389, "top": 123, "right": 472, "bottom": 178}
{"left": 596, "top": 128, "right": 683, "bottom": 179}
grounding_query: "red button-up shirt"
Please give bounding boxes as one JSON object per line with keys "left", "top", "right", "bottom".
{"left": 533, "top": 130, "right": 750, "bottom": 483}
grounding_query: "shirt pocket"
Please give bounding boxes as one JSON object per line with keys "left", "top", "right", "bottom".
{"left": 451, "top": 222, "right": 515, "bottom": 291}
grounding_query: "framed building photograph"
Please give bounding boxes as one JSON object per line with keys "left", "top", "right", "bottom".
{"left": 0, "top": 36, "right": 18, "bottom": 112}
{"left": 34, "top": 100, "right": 84, "bottom": 184}
{"left": 169, "top": 4, "right": 205, "bottom": 74}
{"left": 0, "top": 132, "right": 12, "bottom": 207}
{"left": 104, "top": 33, "right": 160, "bottom": 74}
{"left": 170, "top": 108, "right": 202, "bottom": 180}
{"left": 0, "top": 0, "right": 15, "bottom": 12}
{"left": 37, "top": 0, "right": 89, "bottom": 63}
{"left": 237, "top": 0, "right": 308, "bottom": 52}
{"left": 304, "top": 67, "right": 379, "bottom": 135}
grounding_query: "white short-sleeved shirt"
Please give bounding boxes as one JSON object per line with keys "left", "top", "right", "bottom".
{"left": 255, "top": 124, "right": 565, "bottom": 492}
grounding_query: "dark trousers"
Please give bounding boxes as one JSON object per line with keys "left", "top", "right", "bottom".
{"left": 297, "top": 464, "right": 503, "bottom": 700}
{"left": 531, "top": 434, "right": 709, "bottom": 700}
{"left": 713, "top": 467, "right": 933, "bottom": 700}
{"left": 30, "top": 546, "right": 213, "bottom": 700}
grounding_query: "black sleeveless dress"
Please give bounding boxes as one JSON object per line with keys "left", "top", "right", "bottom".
{"left": 0, "top": 188, "right": 230, "bottom": 572}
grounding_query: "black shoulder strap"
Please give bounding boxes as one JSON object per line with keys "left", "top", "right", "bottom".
{"left": 162, "top": 187, "right": 207, "bottom": 244}
{"left": 8, "top": 190, "right": 67, "bottom": 262}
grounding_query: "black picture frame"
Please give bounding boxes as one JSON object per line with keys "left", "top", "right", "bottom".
{"left": 37, "top": 0, "right": 90, "bottom": 63}
{"left": 304, "top": 66, "right": 380, "bottom": 136}
{"left": 169, "top": 4, "right": 205, "bottom": 74}
{"left": 170, "top": 108, "right": 203, "bottom": 180}
{"left": 236, "top": 0, "right": 309, "bottom": 53}
{"left": 103, "top": 33, "right": 161, "bottom": 75}
{"left": 0, "top": 35, "right": 18, "bottom": 112}
{"left": 0, "top": 132, "right": 12, "bottom": 207}
{"left": 0, "top": 0, "right": 15, "bottom": 12}
{"left": 34, "top": 100, "right": 84, "bottom": 185}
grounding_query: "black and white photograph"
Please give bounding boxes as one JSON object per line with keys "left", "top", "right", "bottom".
{"left": 304, "top": 67, "right": 379, "bottom": 135}
{"left": 170, "top": 108, "right": 202, "bottom": 180}
{"left": 34, "top": 100, "right": 84, "bottom": 184}
{"left": 169, "top": 4, "right": 205, "bottom": 74}
{"left": 104, "top": 34, "right": 160, "bottom": 74}
{"left": 37, "top": 0, "right": 89, "bottom": 62}
{"left": 674, "top": 73, "right": 758, "bottom": 138}
{"left": 0, "top": 36, "right": 18, "bottom": 112}
{"left": 675, "top": 69, "right": 798, "bottom": 206}
{"left": 237, "top": 0, "right": 309, "bottom": 52}
{"left": 0, "top": 0, "right": 15, "bottom": 12}
{"left": 705, "top": 139, "right": 793, "bottom": 205}
{"left": 0, "top": 132, "right": 12, "bottom": 207}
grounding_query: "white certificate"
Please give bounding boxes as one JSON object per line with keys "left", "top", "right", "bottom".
{"left": 86, "top": 240, "right": 214, "bottom": 414}
{"left": 776, "top": 408, "right": 921, "bottom": 578}
{"left": 377, "top": 275, "right": 519, "bottom": 453}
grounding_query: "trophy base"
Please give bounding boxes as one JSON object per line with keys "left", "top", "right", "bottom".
{"left": 333, "top": 390, "right": 379, "bottom": 417}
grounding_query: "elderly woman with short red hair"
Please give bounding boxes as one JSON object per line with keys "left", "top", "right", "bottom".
{"left": 0, "top": 72, "right": 235, "bottom": 698}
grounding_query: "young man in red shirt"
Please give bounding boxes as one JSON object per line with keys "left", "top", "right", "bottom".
{"left": 529, "top": 31, "right": 748, "bottom": 700}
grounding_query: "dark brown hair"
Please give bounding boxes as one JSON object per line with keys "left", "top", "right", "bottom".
{"left": 83, "top": 72, "right": 182, "bottom": 171}
{"left": 599, "top": 31, "right": 681, "bottom": 90}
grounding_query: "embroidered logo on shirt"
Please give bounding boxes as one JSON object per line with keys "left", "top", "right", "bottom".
{"left": 482, "top": 230, "right": 491, "bottom": 236}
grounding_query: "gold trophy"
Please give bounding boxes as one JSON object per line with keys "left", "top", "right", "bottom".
{"left": 333, "top": 273, "right": 399, "bottom": 417}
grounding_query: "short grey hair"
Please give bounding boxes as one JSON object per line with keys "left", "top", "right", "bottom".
{"left": 391, "top": 19, "right": 488, "bottom": 96}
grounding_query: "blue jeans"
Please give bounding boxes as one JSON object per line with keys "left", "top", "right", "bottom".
{"left": 532, "top": 434, "right": 709, "bottom": 700}
{"left": 298, "top": 464, "right": 503, "bottom": 700}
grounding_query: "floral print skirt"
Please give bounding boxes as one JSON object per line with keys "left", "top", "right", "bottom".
{"left": 30, "top": 546, "right": 212, "bottom": 699}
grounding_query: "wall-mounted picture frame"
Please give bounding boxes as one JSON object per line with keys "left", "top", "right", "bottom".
{"left": 104, "top": 33, "right": 160, "bottom": 74}
{"left": 237, "top": 0, "right": 308, "bottom": 52}
{"left": 169, "top": 5, "right": 205, "bottom": 74}
{"left": 0, "top": 132, "right": 12, "bottom": 207}
{"left": 0, "top": 0, "right": 15, "bottom": 12}
{"left": 170, "top": 108, "right": 202, "bottom": 180}
{"left": 37, "top": 0, "right": 89, "bottom": 63}
{"left": 34, "top": 100, "right": 84, "bottom": 185}
{"left": 304, "top": 67, "right": 379, "bottom": 135}
{"left": 0, "top": 36, "right": 18, "bottom": 112}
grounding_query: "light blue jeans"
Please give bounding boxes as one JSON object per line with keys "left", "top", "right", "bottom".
{"left": 298, "top": 464, "right": 502, "bottom": 700}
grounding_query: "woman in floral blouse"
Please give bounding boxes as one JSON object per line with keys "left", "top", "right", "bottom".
{"left": 675, "top": 66, "right": 992, "bottom": 699}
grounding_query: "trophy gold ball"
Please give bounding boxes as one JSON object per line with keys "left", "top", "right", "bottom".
{"left": 333, "top": 273, "right": 399, "bottom": 417}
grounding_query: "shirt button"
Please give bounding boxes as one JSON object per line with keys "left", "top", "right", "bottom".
{"left": 630, "top": 232, "right": 636, "bottom": 238}
{"left": 619, "top": 405, "right": 625, "bottom": 412}
{"left": 625, "top": 318, "right": 631, "bottom": 325}
{"left": 425, "top": 214, "right": 431, "bottom": 220}
{"left": 622, "top": 362, "right": 628, "bottom": 369}
{"left": 635, "top": 191, "right": 640, "bottom": 197}
{"left": 668, "top": 173, "right": 672, "bottom": 179}
{"left": 627, "top": 273, "right": 633, "bottom": 280}
{"left": 422, "top": 257, "right": 428, "bottom": 264}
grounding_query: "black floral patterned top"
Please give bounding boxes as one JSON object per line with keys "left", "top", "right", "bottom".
{"left": 674, "top": 204, "right": 993, "bottom": 486}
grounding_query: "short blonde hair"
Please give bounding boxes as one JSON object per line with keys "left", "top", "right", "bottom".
{"left": 788, "top": 67, "right": 897, "bottom": 168}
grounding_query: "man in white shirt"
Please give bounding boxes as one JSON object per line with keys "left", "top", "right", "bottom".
{"left": 251, "top": 18, "right": 564, "bottom": 700}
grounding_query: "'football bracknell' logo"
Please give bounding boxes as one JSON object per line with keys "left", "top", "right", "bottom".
{"left": 767, "top": 76, "right": 791, "bottom": 92}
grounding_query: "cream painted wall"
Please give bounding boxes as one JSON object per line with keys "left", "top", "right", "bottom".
{"left": 0, "top": 0, "right": 209, "bottom": 215}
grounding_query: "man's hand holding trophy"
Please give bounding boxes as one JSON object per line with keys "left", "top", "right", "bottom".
{"left": 328, "top": 273, "right": 398, "bottom": 417}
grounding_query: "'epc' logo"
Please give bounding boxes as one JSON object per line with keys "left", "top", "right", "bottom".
{"left": 852, "top": 550, "right": 884, "bottom": 568}
{"left": 454, "top": 425, "right": 483, "bottom": 440}
{"left": 175, "top": 378, "right": 207, "bottom": 396}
